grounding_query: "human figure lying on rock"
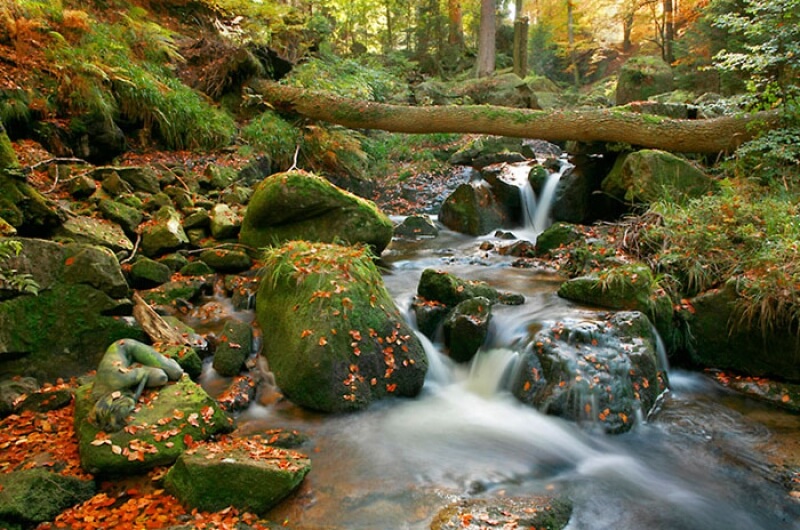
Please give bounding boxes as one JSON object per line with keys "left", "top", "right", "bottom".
{"left": 89, "top": 338, "right": 184, "bottom": 432}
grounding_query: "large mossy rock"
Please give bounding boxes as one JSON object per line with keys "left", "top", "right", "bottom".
{"left": 54, "top": 215, "right": 134, "bottom": 254}
{"left": 141, "top": 206, "right": 189, "bottom": 257}
{"left": 240, "top": 170, "right": 393, "bottom": 254}
{"left": 601, "top": 149, "right": 714, "bottom": 205}
{"left": 164, "top": 436, "right": 310, "bottom": 514}
{"left": 74, "top": 376, "right": 232, "bottom": 475}
{"left": 256, "top": 241, "right": 428, "bottom": 412}
{"left": 557, "top": 264, "right": 673, "bottom": 342}
{"left": 0, "top": 238, "right": 143, "bottom": 380}
{"left": 615, "top": 56, "right": 674, "bottom": 105}
{"left": 511, "top": 312, "right": 668, "bottom": 433}
{"left": 0, "top": 468, "right": 96, "bottom": 529}
{"left": 687, "top": 283, "right": 800, "bottom": 382}
{"left": 417, "top": 268, "right": 502, "bottom": 306}
{"left": 439, "top": 182, "right": 508, "bottom": 236}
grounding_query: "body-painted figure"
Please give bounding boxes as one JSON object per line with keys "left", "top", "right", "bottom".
{"left": 89, "top": 338, "right": 184, "bottom": 432}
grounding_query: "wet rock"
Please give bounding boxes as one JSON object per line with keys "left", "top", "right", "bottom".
{"left": 443, "top": 296, "right": 492, "bottom": 363}
{"left": 74, "top": 376, "right": 232, "bottom": 475}
{"left": 0, "top": 468, "right": 96, "bottom": 528}
{"left": 602, "top": 149, "right": 714, "bottom": 205}
{"left": 439, "top": 182, "right": 508, "bottom": 236}
{"left": 256, "top": 241, "right": 427, "bottom": 412}
{"left": 394, "top": 214, "right": 439, "bottom": 239}
{"left": 141, "top": 206, "right": 189, "bottom": 257}
{"left": 162, "top": 344, "right": 203, "bottom": 380}
{"left": 550, "top": 157, "right": 614, "bottom": 224}
{"left": 499, "top": 240, "right": 536, "bottom": 258}
{"left": 164, "top": 436, "right": 310, "bottom": 514}
{"left": 16, "top": 387, "right": 73, "bottom": 413}
{"left": 98, "top": 199, "right": 143, "bottom": 236}
{"left": 240, "top": 170, "right": 393, "bottom": 254}
{"left": 687, "top": 283, "right": 800, "bottom": 382}
{"left": 480, "top": 163, "right": 524, "bottom": 224}
{"left": 209, "top": 203, "right": 241, "bottom": 240}
{"left": 54, "top": 215, "right": 134, "bottom": 254}
{"left": 213, "top": 319, "right": 253, "bottom": 377}
{"left": 216, "top": 374, "right": 258, "bottom": 413}
{"left": 129, "top": 256, "right": 172, "bottom": 289}
{"left": 417, "top": 269, "right": 501, "bottom": 306}
{"left": 431, "top": 496, "right": 572, "bottom": 530}
{"left": 512, "top": 311, "right": 668, "bottom": 433}
{"left": 198, "top": 247, "right": 252, "bottom": 273}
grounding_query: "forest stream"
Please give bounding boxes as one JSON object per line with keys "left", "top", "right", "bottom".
{"left": 187, "top": 172, "right": 800, "bottom": 529}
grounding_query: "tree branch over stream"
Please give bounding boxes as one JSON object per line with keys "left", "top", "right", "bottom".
{"left": 253, "top": 81, "right": 784, "bottom": 154}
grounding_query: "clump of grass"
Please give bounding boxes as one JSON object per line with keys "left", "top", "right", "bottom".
{"left": 240, "top": 110, "right": 301, "bottom": 167}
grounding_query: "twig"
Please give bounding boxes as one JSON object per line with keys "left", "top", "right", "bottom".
{"left": 287, "top": 144, "right": 301, "bottom": 171}
{"left": 120, "top": 232, "right": 142, "bottom": 265}
{"left": 22, "top": 157, "right": 89, "bottom": 174}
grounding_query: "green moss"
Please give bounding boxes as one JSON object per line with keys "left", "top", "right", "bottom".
{"left": 0, "top": 123, "right": 19, "bottom": 171}
{"left": 74, "top": 377, "right": 232, "bottom": 475}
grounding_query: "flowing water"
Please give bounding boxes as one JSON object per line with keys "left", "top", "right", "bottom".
{"left": 199, "top": 173, "right": 800, "bottom": 529}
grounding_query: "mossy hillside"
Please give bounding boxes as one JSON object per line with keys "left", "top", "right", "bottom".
{"left": 256, "top": 241, "right": 428, "bottom": 412}
{"left": 239, "top": 170, "right": 393, "bottom": 253}
{"left": 74, "top": 376, "right": 232, "bottom": 475}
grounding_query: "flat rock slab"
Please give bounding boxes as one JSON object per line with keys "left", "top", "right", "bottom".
{"left": 164, "top": 436, "right": 310, "bottom": 514}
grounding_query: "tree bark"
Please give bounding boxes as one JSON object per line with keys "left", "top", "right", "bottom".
{"left": 476, "top": 0, "right": 496, "bottom": 77}
{"left": 253, "top": 81, "right": 784, "bottom": 154}
{"left": 448, "top": 0, "right": 464, "bottom": 47}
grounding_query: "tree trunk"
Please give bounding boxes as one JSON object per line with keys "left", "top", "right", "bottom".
{"left": 253, "top": 81, "right": 784, "bottom": 154}
{"left": 567, "top": 0, "right": 580, "bottom": 86}
{"left": 663, "top": 0, "right": 674, "bottom": 63}
{"left": 513, "top": 17, "right": 529, "bottom": 78}
{"left": 448, "top": 0, "right": 464, "bottom": 47}
{"left": 476, "top": 0, "right": 496, "bottom": 77}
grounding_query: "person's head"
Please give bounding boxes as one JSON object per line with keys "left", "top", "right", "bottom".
{"left": 90, "top": 390, "right": 136, "bottom": 432}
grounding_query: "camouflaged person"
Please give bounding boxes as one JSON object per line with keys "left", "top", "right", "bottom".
{"left": 89, "top": 338, "right": 184, "bottom": 432}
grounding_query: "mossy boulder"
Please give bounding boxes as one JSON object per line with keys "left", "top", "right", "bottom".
{"left": 115, "top": 166, "right": 161, "bottom": 194}
{"left": 141, "top": 206, "right": 189, "bottom": 257}
{"left": 439, "top": 182, "right": 508, "bottom": 236}
{"left": 0, "top": 239, "right": 143, "bottom": 380}
{"left": 240, "top": 170, "right": 393, "bottom": 254}
{"left": 601, "top": 149, "right": 714, "bottom": 205}
{"left": 687, "top": 283, "right": 800, "bottom": 382}
{"left": 198, "top": 247, "right": 252, "bottom": 273}
{"left": 139, "top": 276, "right": 212, "bottom": 308}
{"left": 256, "top": 241, "right": 428, "bottom": 412}
{"left": 417, "top": 269, "right": 501, "bottom": 306}
{"left": 129, "top": 256, "right": 172, "bottom": 289}
{"left": 535, "top": 222, "right": 584, "bottom": 257}
{"left": 511, "top": 312, "right": 668, "bottom": 433}
{"left": 74, "top": 375, "right": 232, "bottom": 475}
{"left": 431, "top": 496, "right": 572, "bottom": 530}
{"left": 449, "top": 136, "right": 528, "bottom": 169}
{"left": 209, "top": 203, "right": 241, "bottom": 240}
{"left": 615, "top": 56, "right": 674, "bottom": 105}
{"left": 557, "top": 264, "right": 673, "bottom": 340}
{"left": 0, "top": 468, "right": 95, "bottom": 529}
{"left": 212, "top": 319, "right": 253, "bottom": 377}
{"left": 98, "top": 199, "right": 143, "bottom": 236}
{"left": 54, "top": 215, "right": 134, "bottom": 254}
{"left": 164, "top": 437, "right": 310, "bottom": 514}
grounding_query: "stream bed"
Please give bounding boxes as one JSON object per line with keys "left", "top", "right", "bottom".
{"left": 196, "top": 225, "right": 800, "bottom": 529}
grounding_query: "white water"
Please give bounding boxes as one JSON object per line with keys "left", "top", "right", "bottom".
{"left": 506, "top": 160, "right": 573, "bottom": 240}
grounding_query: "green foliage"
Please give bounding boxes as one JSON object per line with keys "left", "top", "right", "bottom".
{"left": 42, "top": 9, "right": 235, "bottom": 150}
{"left": 728, "top": 126, "right": 800, "bottom": 187}
{"left": 712, "top": 0, "right": 800, "bottom": 110}
{"left": 300, "top": 125, "right": 368, "bottom": 178}
{"left": 0, "top": 239, "right": 39, "bottom": 296}
{"left": 362, "top": 131, "right": 459, "bottom": 178}
{"left": 284, "top": 54, "right": 408, "bottom": 103}
{"left": 240, "top": 111, "right": 301, "bottom": 167}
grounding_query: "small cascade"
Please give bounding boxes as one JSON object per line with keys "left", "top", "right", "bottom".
{"left": 507, "top": 159, "right": 573, "bottom": 239}
{"left": 464, "top": 348, "right": 519, "bottom": 398}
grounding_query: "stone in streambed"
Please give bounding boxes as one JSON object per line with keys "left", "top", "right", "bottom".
{"left": 0, "top": 468, "right": 95, "bottom": 529}
{"left": 443, "top": 296, "right": 492, "bottom": 363}
{"left": 256, "top": 241, "right": 427, "bottom": 413}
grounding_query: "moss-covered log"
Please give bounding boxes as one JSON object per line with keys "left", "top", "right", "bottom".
{"left": 253, "top": 81, "right": 783, "bottom": 154}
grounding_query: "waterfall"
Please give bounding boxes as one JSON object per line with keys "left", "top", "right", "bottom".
{"left": 508, "top": 159, "right": 572, "bottom": 239}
